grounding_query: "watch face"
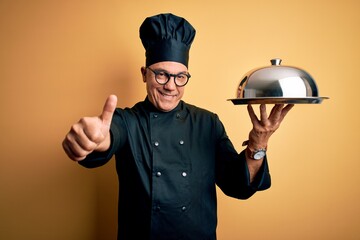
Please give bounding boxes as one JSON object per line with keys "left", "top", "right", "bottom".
{"left": 254, "top": 150, "right": 266, "bottom": 160}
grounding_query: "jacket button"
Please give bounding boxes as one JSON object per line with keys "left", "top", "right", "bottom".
{"left": 156, "top": 171, "right": 162, "bottom": 177}
{"left": 182, "top": 172, "right": 187, "bottom": 177}
{"left": 154, "top": 141, "right": 159, "bottom": 147}
{"left": 181, "top": 206, "right": 186, "bottom": 211}
{"left": 179, "top": 140, "right": 184, "bottom": 145}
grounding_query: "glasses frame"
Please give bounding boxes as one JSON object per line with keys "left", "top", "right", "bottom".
{"left": 146, "top": 67, "right": 191, "bottom": 87}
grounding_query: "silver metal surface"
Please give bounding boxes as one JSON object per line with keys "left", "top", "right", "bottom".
{"left": 230, "top": 97, "right": 328, "bottom": 105}
{"left": 229, "top": 58, "right": 329, "bottom": 104}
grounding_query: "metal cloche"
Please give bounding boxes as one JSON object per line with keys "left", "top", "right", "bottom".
{"left": 229, "top": 58, "right": 329, "bottom": 104}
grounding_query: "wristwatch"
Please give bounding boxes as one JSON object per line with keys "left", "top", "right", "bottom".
{"left": 242, "top": 140, "right": 267, "bottom": 160}
{"left": 247, "top": 147, "right": 267, "bottom": 160}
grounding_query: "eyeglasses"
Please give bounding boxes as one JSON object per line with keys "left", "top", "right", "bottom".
{"left": 146, "top": 67, "right": 191, "bottom": 87}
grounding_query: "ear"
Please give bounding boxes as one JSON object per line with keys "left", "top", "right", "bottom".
{"left": 141, "top": 67, "right": 146, "bottom": 82}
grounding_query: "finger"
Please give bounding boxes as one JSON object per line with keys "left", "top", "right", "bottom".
{"left": 63, "top": 143, "right": 86, "bottom": 161}
{"left": 73, "top": 127, "right": 98, "bottom": 151}
{"left": 62, "top": 138, "right": 88, "bottom": 161}
{"left": 247, "top": 104, "right": 259, "bottom": 124}
{"left": 62, "top": 139, "right": 76, "bottom": 160}
{"left": 71, "top": 121, "right": 100, "bottom": 149}
{"left": 259, "top": 104, "right": 268, "bottom": 122}
{"left": 100, "top": 94, "right": 118, "bottom": 127}
{"left": 268, "top": 104, "right": 284, "bottom": 120}
{"left": 64, "top": 132, "right": 93, "bottom": 158}
{"left": 279, "top": 104, "right": 294, "bottom": 121}
{"left": 269, "top": 104, "right": 283, "bottom": 116}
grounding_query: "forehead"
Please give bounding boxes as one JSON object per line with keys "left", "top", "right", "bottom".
{"left": 149, "top": 61, "right": 188, "bottom": 72}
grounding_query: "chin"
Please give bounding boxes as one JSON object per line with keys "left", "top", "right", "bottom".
{"left": 159, "top": 106, "right": 175, "bottom": 112}
{"left": 158, "top": 102, "right": 177, "bottom": 112}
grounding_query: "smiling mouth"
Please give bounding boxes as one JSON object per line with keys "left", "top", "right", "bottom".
{"left": 159, "top": 91, "right": 177, "bottom": 98}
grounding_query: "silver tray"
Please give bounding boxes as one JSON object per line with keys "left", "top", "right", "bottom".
{"left": 228, "top": 97, "right": 329, "bottom": 105}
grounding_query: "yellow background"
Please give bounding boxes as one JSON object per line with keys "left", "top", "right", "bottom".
{"left": 1, "top": 0, "right": 359, "bottom": 239}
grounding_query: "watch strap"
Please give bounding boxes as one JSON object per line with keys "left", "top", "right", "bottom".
{"left": 242, "top": 140, "right": 267, "bottom": 160}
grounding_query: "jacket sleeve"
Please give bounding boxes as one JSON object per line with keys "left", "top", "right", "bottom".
{"left": 215, "top": 116, "right": 271, "bottom": 199}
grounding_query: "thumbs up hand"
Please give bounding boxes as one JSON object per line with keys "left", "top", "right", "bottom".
{"left": 62, "top": 95, "right": 118, "bottom": 161}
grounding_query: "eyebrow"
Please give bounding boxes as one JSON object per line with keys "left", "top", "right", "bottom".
{"left": 153, "top": 68, "right": 188, "bottom": 75}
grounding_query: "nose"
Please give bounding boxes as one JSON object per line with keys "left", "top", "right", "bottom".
{"left": 163, "top": 76, "right": 177, "bottom": 90}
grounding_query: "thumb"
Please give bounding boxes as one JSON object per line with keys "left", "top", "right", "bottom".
{"left": 100, "top": 94, "right": 118, "bottom": 126}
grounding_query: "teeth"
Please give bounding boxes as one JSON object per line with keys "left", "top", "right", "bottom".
{"left": 161, "top": 92, "right": 175, "bottom": 97}
{"left": 158, "top": 90, "right": 177, "bottom": 98}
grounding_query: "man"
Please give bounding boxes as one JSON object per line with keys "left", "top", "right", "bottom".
{"left": 62, "top": 13, "right": 293, "bottom": 240}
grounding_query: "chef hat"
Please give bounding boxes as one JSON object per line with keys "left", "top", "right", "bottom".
{"left": 140, "top": 13, "right": 196, "bottom": 67}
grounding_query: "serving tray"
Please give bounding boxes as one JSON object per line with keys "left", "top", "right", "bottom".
{"left": 228, "top": 97, "right": 329, "bottom": 105}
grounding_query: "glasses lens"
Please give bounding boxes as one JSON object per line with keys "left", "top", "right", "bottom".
{"left": 175, "top": 74, "right": 189, "bottom": 86}
{"left": 155, "top": 71, "right": 169, "bottom": 84}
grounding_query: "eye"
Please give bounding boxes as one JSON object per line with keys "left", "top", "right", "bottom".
{"left": 158, "top": 71, "right": 165, "bottom": 76}
{"left": 176, "top": 74, "right": 186, "bottom": 80}
{"left": 157, "top": 71, "right": 168, "bottom": 78}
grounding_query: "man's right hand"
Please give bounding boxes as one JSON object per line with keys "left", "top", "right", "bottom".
{"left": 62, "top": 95, "right": 118, "bottom": 161}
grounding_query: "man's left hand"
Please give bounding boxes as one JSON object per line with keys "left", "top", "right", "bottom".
{"left": 247, "top": 104, "right": 294, "bottom": 150}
